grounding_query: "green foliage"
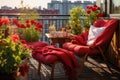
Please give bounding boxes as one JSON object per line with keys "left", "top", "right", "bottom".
{"left": 83, "top": 18, "right": 90, "bottom": 28}
{"left": 69, "top": 6, "right": 86, "bottom": 35}
{"left": 19, "top": 25, "right": 41, "bottom": 42}
{"left": 0, "top": 3, "right": 31, "bottom": 75}
{"left": 0, "top": 36, "right": 30, "bottom": 74}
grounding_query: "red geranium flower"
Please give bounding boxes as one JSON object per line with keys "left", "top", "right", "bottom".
{"left": 2, "top": 18, "right": 10, "bottom": 25}
{"left": 86, "top": 10, "right": 91, "bottom": 14}
{"left": 86, "top": 4, "right": 103, "bottom": 24}
{"left": 26, "top": 20, "right": 30, "bottom": 23}
{"left": 0, "top": 18, "right": 10, "bottom": 27}
{"left": 93, "top": 4, "right": 97, "bottom": 7}
{"left": 31, "top": 20, "right": 36, "bottom": 25}
{"left": 92, "top": 7, "right": 97, "bottom": 12}
{"left": 20, "top": 24, "right": 26, "bottom": 28}
{"left": 36, "top": 22, "right": 42, "bottom": 28}
{"left": 11, "top": 34, "right": 20, "bottom": 42}
{"left": 26, "top": 23, "right": 30, "bottom": 28}
{"left": 20, "top": 39, "right": 26, "bottom": 44}
{"left": 12, "top": 19, "right": 18, "bottom": 25}
{"left": 97, "top": 13, "right": 104, "bottom": 17}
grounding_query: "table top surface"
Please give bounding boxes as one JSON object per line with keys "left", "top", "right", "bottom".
{"left": 45, "top": 33, "right": 74, "bottom": 39}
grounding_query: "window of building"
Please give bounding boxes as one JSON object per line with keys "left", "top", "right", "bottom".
{"left": 110, "top": 0, "right": 120, "bottom": 14}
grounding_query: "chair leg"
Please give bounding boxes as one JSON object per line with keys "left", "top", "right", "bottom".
{"left": 77, "top": 53, "right": 88, "bottom": 77}
{"left": 101, "top": 52, "right": 113, "bottom": 73}
{"left": 50, "top": 62, "right": 56, "bottom": 80}
{"left": 38, "top": 62, "right": 41, "bottom": 75}
{"left": 98, "top": 47, "right": 113, "bottom": 73}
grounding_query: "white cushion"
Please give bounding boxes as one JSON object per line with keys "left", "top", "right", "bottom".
{"left": 87, "top": 25, "right": 106, "bottom": 45}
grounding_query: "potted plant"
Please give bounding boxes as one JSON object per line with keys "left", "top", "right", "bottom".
{"left": 0, "top": 34, "right": 31, "bottom": 79}
{"left": 69, "top": 6, "right": 86, "bottom": 35}
{"left": 57, "top": 26, "right": 71, "bottom": 37}
{"left": 12, "top": 6, "right": 41, "bottom": 42}
{"left": 0, "top": 18, "right": 31, "bottom": 80}
{"left": 49, "top": 24, "right": 56, "bottom": 37}
{"left": 85, "top": 4, "right": 103, "bottom": 26}
{"left": 82, "top": 4, "right": 104, "bottom": 32}
{"left": 12, "top": 19, "right": 42, "bottom": 42}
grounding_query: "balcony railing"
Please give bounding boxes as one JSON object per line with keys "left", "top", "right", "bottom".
{"left": 39, "top": 14, "right": 70, "bottom": 42}
{"left": 0, "top": 13, "right": 71, "bottom": 43}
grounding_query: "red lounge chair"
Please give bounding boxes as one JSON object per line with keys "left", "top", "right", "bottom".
{"left": 62, "top": 19, "right": 119, "bottom": 75}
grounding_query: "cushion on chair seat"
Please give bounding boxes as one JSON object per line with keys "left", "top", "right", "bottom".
{"left": 63, "top": 42, "right": 99, "bottom": 56}
{"left": 32, "top": 51, "right": 58, "bottom": 64}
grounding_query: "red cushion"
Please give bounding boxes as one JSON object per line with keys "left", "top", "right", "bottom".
{"left": 63, "top": 42, "right": 99, "bottom": 56}
{"left": 32, "top": 52, "right": 58, "bottom": 64}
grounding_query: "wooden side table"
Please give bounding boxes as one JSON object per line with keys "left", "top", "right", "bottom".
{"left": 45, "top": 33, "right": 73, "bottom": 47}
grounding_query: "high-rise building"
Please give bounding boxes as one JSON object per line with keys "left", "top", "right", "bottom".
{"left": 1, "top": 6, "right": 12, "bottom": 10}
{"left": 47, "top": 0, "right": 96, "bottom": 15}
{"left": 62, "top": 0, "right": 68, "bottom": 2}
{"left": 51, "top": 0, "right": 57, "bottom": 1}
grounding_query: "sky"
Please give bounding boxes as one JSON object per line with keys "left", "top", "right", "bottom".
{"left": 0, "top": 0, "right": 95, "bottom": 9}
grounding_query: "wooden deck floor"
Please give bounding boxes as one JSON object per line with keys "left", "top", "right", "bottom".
{"left": 23, "top": 56, "right": 120, "bottom": 80}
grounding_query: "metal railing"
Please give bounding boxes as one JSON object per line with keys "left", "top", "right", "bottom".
{"left": 38, "top": 14, "right": 70, "bottom": 42}
{"left": 0, "top": 13, "right": 70, "bottom": 42}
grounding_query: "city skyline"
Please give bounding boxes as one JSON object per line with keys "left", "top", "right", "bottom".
{"left": 0, "top": 0, "right": 96, "bottom": 9}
